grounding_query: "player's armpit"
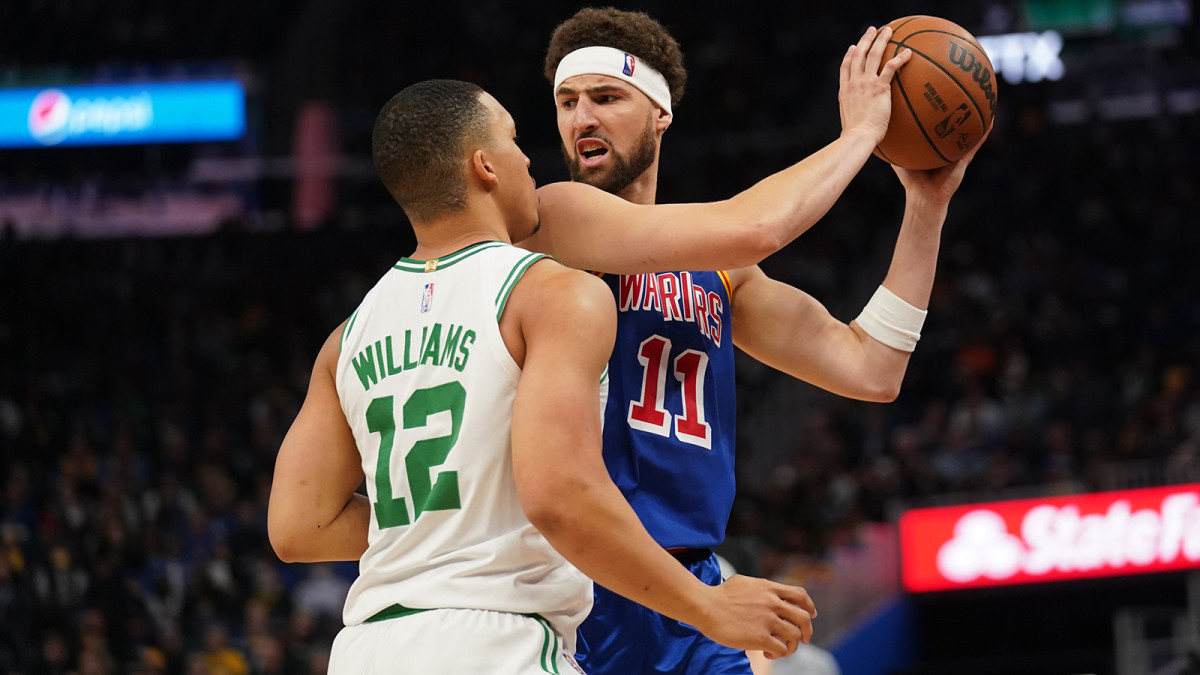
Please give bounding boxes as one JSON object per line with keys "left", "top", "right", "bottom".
{"left": 268, "top": 323, "right": 370, "bottom": 563}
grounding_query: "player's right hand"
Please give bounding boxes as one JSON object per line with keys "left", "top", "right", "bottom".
{"left": 693, "top": 574, "right": 817, "bottom": 659}
{"left": 839, "top": 25, "right": 911, "bottom": 146}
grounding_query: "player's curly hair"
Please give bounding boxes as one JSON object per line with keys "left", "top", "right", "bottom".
{"left": 372, "top": 79, "right": 493, "bottom": 222}
{"left": 543, "top": 7, "right": 686, "bottom": 108}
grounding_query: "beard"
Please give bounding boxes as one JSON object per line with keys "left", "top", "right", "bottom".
{"left": 563, "top": 115, "right": 657, "bottom": 195}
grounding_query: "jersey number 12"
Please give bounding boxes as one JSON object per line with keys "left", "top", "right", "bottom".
{"left": 366, "top": 381, "right": 465, "bottom": 529}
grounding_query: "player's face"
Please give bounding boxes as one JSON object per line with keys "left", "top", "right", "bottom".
{"left": 480, "top": 94, "right": 540, "bottom": 242}
{"left": 555, "top": 74, "right": 660, "bottom": 195}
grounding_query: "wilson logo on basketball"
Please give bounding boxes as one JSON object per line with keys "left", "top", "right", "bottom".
{"left": 947, "top": 42, "right": 997, "bottom": 113}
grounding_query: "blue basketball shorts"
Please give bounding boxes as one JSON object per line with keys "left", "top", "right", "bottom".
{"left": 575, "top": 551, "right": 752, "bottom": 675}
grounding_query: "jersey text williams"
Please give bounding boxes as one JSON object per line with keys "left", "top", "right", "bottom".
{"left": 350, "top": 323, "right": 476, "bottom": 392}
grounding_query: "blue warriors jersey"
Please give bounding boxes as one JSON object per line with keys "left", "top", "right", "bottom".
{"left": 601, "top": 270, "right": 736, "bottom": 550}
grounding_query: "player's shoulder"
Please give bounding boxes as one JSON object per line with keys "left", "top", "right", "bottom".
{"left": 535, "top": 179, "right": 594, "bottom": 203}
{"left": 508, "top": 259, "right": 615, "bottom": 354}
{"left": 503, "top": 260, "right": 614, "bottom": 338}
{"left": 519, "top": 181, "right": 602, "bottom": 254}
{"left": 535, "top": 180, "right": 639, "bottom": 221}
{"left": 516, "top": 258, "right": 611, "bottom": 312}
{"left": 312, "top": 319, "right": 348, "bottom": 378}
{"left": 718, "top": 264, "right": 761, "bottom": 301}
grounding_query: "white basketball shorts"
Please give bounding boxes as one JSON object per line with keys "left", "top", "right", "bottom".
{"left": 329, "top": 607, "right": 583, "bottom": 674}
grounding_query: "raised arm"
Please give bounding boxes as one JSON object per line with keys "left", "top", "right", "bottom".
{"left": 521, "top": 26, "right": 910, "bottom": 275}
{"left": 268, "top": 323, "right": 371, "bottom": 563}
{"left": 508, "top": 261, "right": 815, "bottom": 657}
{"left": 729, "top": 131, "right": 987, "bottom": 401}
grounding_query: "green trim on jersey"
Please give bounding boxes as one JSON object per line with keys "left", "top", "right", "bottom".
{"left": 363, "top": 603, "right": 432, "bottom": 623}
{"left": 494, "top": 253, "right": 547, "bottom": 321}
{"left": 600, "top": 365, "right": 609, "bottom": 386}
{"left": 392, "top": 241, "right": 508, "bottom": 273}
{"left": 526, "top": 614, "right": 562, "bottom": 674}
{"left": 339, "top": 307, "right": 361, "bottom": 354}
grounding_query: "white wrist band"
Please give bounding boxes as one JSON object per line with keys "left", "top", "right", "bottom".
{"left": 854, "top": 285, "right": 927, "bottom": 352}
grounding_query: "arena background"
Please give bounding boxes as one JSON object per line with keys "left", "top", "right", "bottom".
{"left": 2, "top": 1, "right": 1198, "bottom": 673}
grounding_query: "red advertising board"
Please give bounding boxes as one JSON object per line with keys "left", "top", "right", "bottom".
{"left": 899, "top": 484, "right": 1200, "bottom": 592}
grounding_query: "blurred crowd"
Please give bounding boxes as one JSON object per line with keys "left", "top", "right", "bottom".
{"left": 3, "top": 0, "right": 1200, "bottom": 673}
{"left": 3, "top": 109, "right": 1199, "bottom": 672}
{"left": 0, "top": 227, "right": 379, "bottom": 673}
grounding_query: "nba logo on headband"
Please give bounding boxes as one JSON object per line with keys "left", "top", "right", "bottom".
{"left": 554, "top": 46, "right": 671, "bottom": 114}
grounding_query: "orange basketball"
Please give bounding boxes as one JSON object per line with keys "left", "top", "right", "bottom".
{"left": 873, "top": 16, "right": 997, "bottom": 170}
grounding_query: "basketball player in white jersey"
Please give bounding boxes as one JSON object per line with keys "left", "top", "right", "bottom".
{"left": 267, "top": 79, "right": 815, "bottom": 674}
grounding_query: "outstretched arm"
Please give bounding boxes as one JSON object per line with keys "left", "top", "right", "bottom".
{"left": 268, "top": 323, "right": 371, "bottom": 563}
{"left": 729, "top": 132, "right": 987, "bottom": 400}
{"left": 521, "top": 27, "right": 910, "bottom": 274}
{"left": 508, "top": 261, "right": 815, "bottom": 658}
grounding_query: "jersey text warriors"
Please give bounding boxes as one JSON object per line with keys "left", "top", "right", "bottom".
{"left": 600, "top": 269, "right": 736, "bottom": 550}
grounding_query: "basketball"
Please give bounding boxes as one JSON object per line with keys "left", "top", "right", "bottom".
{"left": 873, "top": 16, "right": 997, "bottom": 170}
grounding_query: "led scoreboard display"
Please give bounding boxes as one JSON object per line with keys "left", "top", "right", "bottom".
{"left": 0, "top": 79, "right": 245, "bottom": 148}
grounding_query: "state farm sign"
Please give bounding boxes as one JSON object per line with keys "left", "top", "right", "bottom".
{"left": 900, "top": 484, "right": 1200, "bottom": 592}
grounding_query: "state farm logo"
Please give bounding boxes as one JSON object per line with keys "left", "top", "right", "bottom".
{"left": 938, "top": 510, "right": 1023, "bottom": 582}
{"left": 27, "top": 88, "right": 153, "bottom": 146}
{"left": 28, "top": 89, "right": 72, "bottom": 145}
{"left": 936, "top": 493, "right": 1200, "bottom": 583}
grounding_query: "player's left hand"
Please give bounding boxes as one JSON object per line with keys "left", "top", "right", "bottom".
{"left": 693, "top": 574, "right": 817, "bottom": 659}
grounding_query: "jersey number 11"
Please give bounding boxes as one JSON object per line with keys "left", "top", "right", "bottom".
{"left": 628, "top": 335, "right": 712, "bottom": 449}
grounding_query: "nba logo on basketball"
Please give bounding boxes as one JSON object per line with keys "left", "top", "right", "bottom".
{"left": 622, "top": 54, "right": 635, "bottom": 76}
{"left": 420, "top": 283, "right": 434, "bottom": 313}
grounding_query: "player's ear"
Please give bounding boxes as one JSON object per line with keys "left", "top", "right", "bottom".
{"left": 654, "top": 106, "right": 672, "bottom": 133}
{"left": 470, "top": 149, "right": 499, "bottom": 190}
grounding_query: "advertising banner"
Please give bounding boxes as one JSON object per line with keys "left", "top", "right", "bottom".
{"left": 900, "top": 484, "right": 1200, "bottom": 592}
{"left": 0, "top": 80, "right": 244, "bottom": 148}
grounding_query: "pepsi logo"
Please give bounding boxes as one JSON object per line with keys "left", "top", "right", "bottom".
{"left": 28, "top": 89, "right": 72, "bottom": 145}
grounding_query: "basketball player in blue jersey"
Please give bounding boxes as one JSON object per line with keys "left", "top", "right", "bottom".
{"left": 520, "top": 8, "right": 989, "bottom": 675}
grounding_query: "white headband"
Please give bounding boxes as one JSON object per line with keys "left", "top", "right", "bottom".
{"left": 553, "top": 46, "right": 672, "bottom": 115}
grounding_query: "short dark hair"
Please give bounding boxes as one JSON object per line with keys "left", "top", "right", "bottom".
{"left": 371, "top": 79, "right": 493, "bottom": 222}
{"left": 544, "top": 7, "right": 686, "bottom": 108}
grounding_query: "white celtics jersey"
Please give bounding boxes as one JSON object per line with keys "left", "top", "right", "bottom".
{"left": 335, "top": 241, "right": 598, "bottom": 651}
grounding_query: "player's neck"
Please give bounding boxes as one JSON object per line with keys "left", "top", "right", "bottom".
{"left": 615, "top": 164, "right": 660, "bottom": 206}
{"left": 409, "top": 203, "right": 512, "bottom": 261}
